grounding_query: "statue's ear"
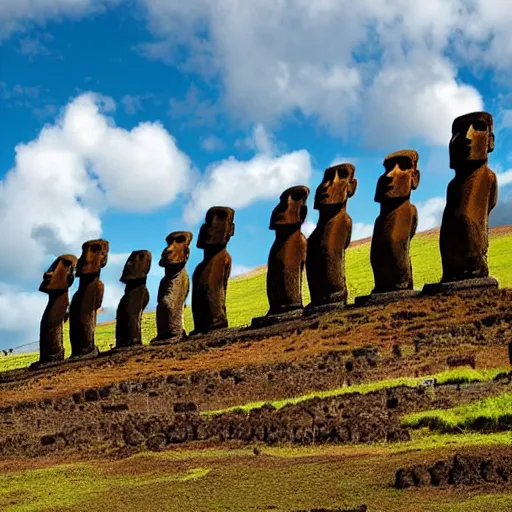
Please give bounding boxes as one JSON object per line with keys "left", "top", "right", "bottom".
{"left": 300, "top": 205, "right": 308, "bottom": 223}
{"left": 185, "top": 246, "right": 190, "bottom": 260}
{"left": 230, "top": 223, "right": 235, "bottom": 237}
{"left": 489, "top": 133, "right": 495, "bottom": 153}
{"left": 348, "top": 178, "right": 358, "bottom": 198}
{"left": 411, "top": 169, "right": 420, "bottom": 190}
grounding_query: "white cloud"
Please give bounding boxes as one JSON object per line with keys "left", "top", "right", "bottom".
{"left": 301, "top": 220, "right": 316, "bottom": 238}
{"left": 329, "top": 155, "right": 358, "bottom": 168}
{"left": 231, "top": 264, "right": 253, "bottom": 278}
{"left": 135, "top": 0, "right": 510, "bottom": 147}
{"left": 497, "top": 169, "right": 512, "bottom": 188}
{"left": 200, "top": 134, "right": 224, "bottom": 152}
{"left": 352, "top": 222, "right": 374, "bottom": 241}
{"left": 0, "top": 283, "right": 46, "bottom": 333}
{"left": 0, "top": 92, "right": 193, "bottom": 278}
{"left": 0, "top": 282, "right": 47, "bottom": 349}
{"left": 121, "top": 94, "right": 143, "bottom": 115}
{"left": 416, "top": 197, "right": 446, "bottom": 232}
{"left": 362, "top": 54, "right": 483, "bottom": 147}
{"left": 183, "top": 125, "right": 313, "bottom": 224}
{"left": 0, "top": 0, "right": 119, "bottom": 39}
{"left": 108, "top": 253, "right": 131, "bottom": 265}
{"left": 101, "top": 280, "right": 125, "bottom": 312}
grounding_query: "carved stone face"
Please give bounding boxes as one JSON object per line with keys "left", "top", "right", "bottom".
{"left": 39, "top": 254, "right": 77, "bottom": 293}
{"left": 375, "top": 150, "right": 420, "bottom": 203}
{"left": 270, "top": 186, "right": 310, "bottom": 229}
{"left": 314, "top": 164, "right": 357, "bottom": 209}
{"left": 159, "top": 231, "right": 193, "bottom": 267}
{"left": 197, "top": 207, "right": 235, "bottom": 249}
{"left": 121, "top": 250, "right": 152, "bottom": 282}
{"left": 449, "top": 111, "right": 494, "bottom": 169}
{"left": 76, "top": 239, "right": 109, "bottom": 277}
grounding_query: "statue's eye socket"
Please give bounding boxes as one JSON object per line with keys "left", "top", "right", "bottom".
{"left": 324, "top": 169, "right": 336, "bottom": 181}
{"left": 176, "top": 235, "right": 186, "bottom": 243}
{"left": 384, "top": 161, "right": 395, "bottom": 172}
{"left": 398, "top": 157, "right": 412, "bottom": 171}
{"left": 473, "top": 120, "right": 487, "bottom": 132}
{"left": 291, "top": 191, "right": 303, "bottom": 201}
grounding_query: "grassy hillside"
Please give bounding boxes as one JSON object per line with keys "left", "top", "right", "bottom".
{"left": 1, "top": 227, "right": 510, "bottom": 371}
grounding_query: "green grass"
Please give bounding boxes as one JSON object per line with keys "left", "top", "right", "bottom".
{"left": 202, "top": 367, "right": 507, "bottom": 416}
{"left": 2, "top": 433, "right": 512, "bottom": 512}
{"left": 403, "top": 392, "right": 512, "bottom": 433}
{"left": 2, "top": 229, "right": 511, "bottom": 372}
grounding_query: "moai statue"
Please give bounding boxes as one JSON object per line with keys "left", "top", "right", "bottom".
{"left": 36, "top": 254, "right": 77, "bottom": 366}
{"left": 191, "top": 207, "right": 234, "bottom": 334}
{"left": 115, "top": 250, "right": 151, "bottom": 349}
{"left": 306, "top": 164, "right": 357, "bottom": 311}
{"left": 252, "top": 186, "right": 309, "bottom": 327}
{"left": 151, "top": 232, "right": 193, "bottom": 345}
{"left": 69, "top": 239, "right": 109, "bottom": 358}
{"left": 364, "top": 150, "right": 420, "bottom": 303}
{"left": 424, "top": 112, "right": 499, "bottom": 294}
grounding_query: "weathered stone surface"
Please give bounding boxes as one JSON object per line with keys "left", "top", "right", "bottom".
{"left": 69, "top": 239, "right": 109, "bottom": 358}
{"left": 422, "top": 277, "right": 499, "bottom": 295}
{"left": 355, "top": 290, "right": 419, "bottom": 307}
{"left": 251, "top": 309, "right": 303, "bottom": 329}
{"left": 306, "top": 164, "right": 357, "bottom": 308}
{"left": 265, "top": 186, "right": 309, "bottom": 316}
{"left": 439, "top": 112, "right": 498, "bottom": 283}
{"left": 370, "top": 149, "right": 420, "bottom": 294}
{"left": 192, "top": 207, "right": 235, "bottom": 334}
{"left": 38, "top": 254, "right": 78, "bottom": 364}
{"left": 116, "top": 250, "right": 151, "bottom": 349}
{"left": 396, "top": 453, "right": 512, "bottom": 489}
{"left": 151, "top": 232, "right": 192, "bottom": 345}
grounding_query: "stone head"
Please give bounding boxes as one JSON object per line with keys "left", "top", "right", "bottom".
{"left": 197, "top": 207, "right": 235, "bottom": 249}
{"left": 270, "top": 186, "right": 310, "bottom": 229}
{"left": 314, "top": 164, "right": 357, "bottom": 210}
{"left": 159, "top": 231, "right": 193, "bottom": 267}
{"left": 375, "top": 150, "right": 420, "bottom": 203}
{"left": 76, "top": 239, "right": 109, "bottom": 277}
{"left": 121, "top": 250, "right": 152, "bottom": 283}
{"left": 39, "top": 254, "right": 78, "bottom": 293}
{"left": 449, "top": 111, "right": 494, "bottom": 169}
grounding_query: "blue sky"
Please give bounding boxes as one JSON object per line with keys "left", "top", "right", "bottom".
{"left": 0, "top": 0, "right": 511, "bottom": 350}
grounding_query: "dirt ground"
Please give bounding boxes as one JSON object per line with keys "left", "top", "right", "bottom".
{"left": 0, "top": 443, "right": 511, "bottom": 511}
{"left": 0, "top": 287, "right": 510, "bottom": 511}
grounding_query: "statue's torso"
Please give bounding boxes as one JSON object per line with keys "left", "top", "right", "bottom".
{"left": 440, "top": 166, "right": 497, "bottom": 280}
{"left": 156, "top": 269, "right": 189, "bottom": 338}
{"left": 306, "top": 210, "right": 351, "bottom": 304}
{"left": 370, "top": 201, "right": 417, "bottom": 292}
{"left": 192, "top": 249, "right": 231, "bottom": 330}
{"left": 267, "top": 229, "right": 307, "bottom": 312}
{"left": 116, "top": 284, "right": 149, "bottom": 346}
{"left": 69, "top": 278, "right": 103, "bottom": 355}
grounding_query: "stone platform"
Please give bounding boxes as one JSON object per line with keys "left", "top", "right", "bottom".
{"left": 422, "top": 277, "right": 499, "bottom": 296}
{"left": 250, "top": 309, "right": 303, "bottom": 329}
{"left": 303, "top": 301, "right": 348, "bottom": 317}
{"left": 354, "top": 290, "right": 419, "bottom": 307}
{"left": 150, "top": 334, "right": 185, "bottom": 346}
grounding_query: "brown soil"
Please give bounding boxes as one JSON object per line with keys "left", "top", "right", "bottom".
{"left": 0, "top": 288, "right": 509, "bottom": 462}
{"left": 1, "top": 288, "right": 509, "bottom": 409}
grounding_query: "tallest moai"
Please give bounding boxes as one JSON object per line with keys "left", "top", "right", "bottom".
{"left": 424, "top": 112, "right": 499, "bottom": 294}
{"left": 440, "top": 112, "right": 498, "bottom": 282}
